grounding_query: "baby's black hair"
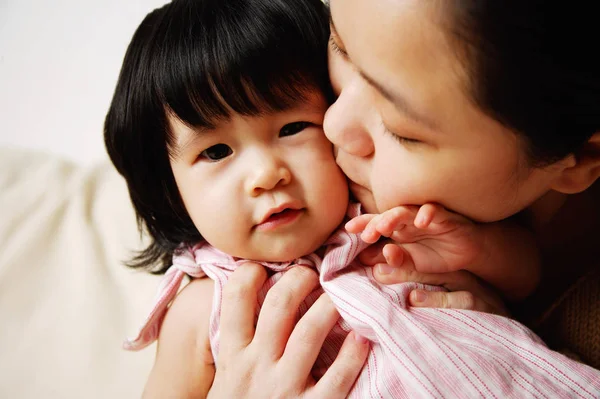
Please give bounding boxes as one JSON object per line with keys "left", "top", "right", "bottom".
{"left": 104, "top": 0, "right": 332, "bottom": 273}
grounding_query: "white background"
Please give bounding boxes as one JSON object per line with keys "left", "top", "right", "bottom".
{"left": 0, "top": 0, "right": 169, "bottom": 165}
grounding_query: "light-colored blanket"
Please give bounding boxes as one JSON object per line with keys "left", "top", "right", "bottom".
{"left": 0, "top": 148, "right": 161, "bottom": 398}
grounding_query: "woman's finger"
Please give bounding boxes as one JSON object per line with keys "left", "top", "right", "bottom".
{"left": 253, "top": 266, "right": 320, "bottom": 358}
{"left": 279, "top": 293, "right": 340, "bottom": 378}
{"left": 371, "top": 257, "right": 509, "bottom": 315}
{"left": 374, "top": 263, "right": 461, "bottom": 286}
{"left": 311, "top": 331, "right": 370, "bottom": 398}
{"left": 372, "top": 244, "right": 423, "bottom": 284}
{"left": 409, "top": 289, "right": 508, "bottom": 316}
{"left": 219, "top": 262, "right": 268, "bottom": 356}
{"left": 357, "top": 241, "right": 387, "bottom": 265}
{"left": 382, "top": 242, "right": 410, "bottom": 268}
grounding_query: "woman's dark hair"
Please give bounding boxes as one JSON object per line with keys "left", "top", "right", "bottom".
{"left": 445, "top": 1, "right": 599, "bottom": 165}
{"left": 104, "top": 0, "right": 332, "bottom": 273}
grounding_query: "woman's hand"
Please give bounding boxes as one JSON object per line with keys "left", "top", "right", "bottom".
{"left": 208, "top": 262, "right": 369, "bottom": 398}
{"left": 359, "top": 242, "right": 509, "bottom": 316}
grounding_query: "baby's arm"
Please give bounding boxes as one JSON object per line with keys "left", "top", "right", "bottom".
{"left": 348, "top": 204, "right": 540, "bottom": 301}
{"left": 143, "top": 278, "right": 215, "bottom": 398}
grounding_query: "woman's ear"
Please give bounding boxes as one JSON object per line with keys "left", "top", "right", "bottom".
{"left": 550, "top": 132, "right": 600, "bottom": 194}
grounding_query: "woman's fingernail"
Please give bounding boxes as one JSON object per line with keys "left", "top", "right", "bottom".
{"left": 377, "top": 264, "right": 396, "bottom": 275}
{"left": 354, "top": 332, "right": 369, "bottom": 344}
{"left": 411, "top": 290, "right": 427, "bottom": 303}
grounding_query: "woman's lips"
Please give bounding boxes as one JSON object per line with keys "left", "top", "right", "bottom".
{"left": 349, "top": 181, "right": 368, "bottom": 194}
{"left": 255, "top": 208, "right": 304, "bottom": 231}
{"left": 349, "top": 182, "right": 377, "bottom": 212}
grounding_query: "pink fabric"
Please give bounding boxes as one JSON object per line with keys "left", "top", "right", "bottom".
{"left": 126, "top": 206, "right": 600, "bottom": 397}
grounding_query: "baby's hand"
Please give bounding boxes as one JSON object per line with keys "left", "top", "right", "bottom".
{"left": 346, "top": 204, "right": 485, "bottom": 274}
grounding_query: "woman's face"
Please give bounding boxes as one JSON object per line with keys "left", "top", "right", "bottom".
{"left": 324, "top": 0, "right": 564, "bottom": 222}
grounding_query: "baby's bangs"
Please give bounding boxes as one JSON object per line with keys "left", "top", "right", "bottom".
{"left": 150, "top": 0, "right": 330, "bottom": 133}
{"left": 164, "top": 64, "right": 320, "bottom": 131}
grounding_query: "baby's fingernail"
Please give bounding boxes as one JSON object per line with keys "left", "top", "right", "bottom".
{"left": 354, "top": 332, "right": 369, "bottom": 344}
{"left": 411, "top": 290, "right": 427, "bottom": 303}
{"left": 377, "top": 264, "right": 396, "bottom": 275}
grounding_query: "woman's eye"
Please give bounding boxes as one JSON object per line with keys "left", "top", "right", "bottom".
{"left": 280, "top": 121, "right": 311, "bottom": 137}
{"left": 329, "top": 37, "right": 347, "bottom": 58}
{"left": 383, "top": 124, "right": 421, "bottom": 145}
{"left": 199, "top": 144, "right": 232, "bottom": 161}
{"left": 392, "top": 135, "right": 421, "bottom": 145}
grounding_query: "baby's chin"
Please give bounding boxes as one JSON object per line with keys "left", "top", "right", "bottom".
{"left": 256, "top": 224, "right": 343, "bottom": 262}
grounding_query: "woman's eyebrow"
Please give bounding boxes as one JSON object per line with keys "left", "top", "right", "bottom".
{"left": 359, "top": 71, "right": 440, "bottom": 132}
{"left": 329, "top": 15, "right": 439, "bottom": 132}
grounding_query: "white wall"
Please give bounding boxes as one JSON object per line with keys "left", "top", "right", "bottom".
{"left": 0, "top": 0, "right": 169, "bottom": 165}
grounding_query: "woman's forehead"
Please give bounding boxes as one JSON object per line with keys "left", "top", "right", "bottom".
{"left": 330, "top": 0, "right": 477, "bottom": 135}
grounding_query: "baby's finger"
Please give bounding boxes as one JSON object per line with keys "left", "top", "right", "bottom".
{"left": 375, "top": 208, "right": 410, "bottom": 238}
{"left": 253, "top": 266, "right": 320, "bottom": 359}
{"left": 414, "top": 203, "right": 438, "bottom": 228}
{"left": 420, "top": 203, "right": 468, "bottom": 227}
{"left": 345, "top": 214, "right": 376, "bottom": 234}
{"left": 311, "top": 331, "right": 369, "bottom": 399}
{"left": 220, "top": 262, "right": 268, "bottom": 355}
{"left": 379, "top": 206, "right": 420, "bottom": 228}
{"left": 361, "top": 214, "right": 386, "bottom": 243}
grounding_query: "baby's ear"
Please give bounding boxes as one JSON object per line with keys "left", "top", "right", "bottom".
{"left": 550, "top": 132, "right": 600, "bottom": 194}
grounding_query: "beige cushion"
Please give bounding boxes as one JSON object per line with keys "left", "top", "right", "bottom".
{"left": 0, "top": 148, "right": 161, "bottom": 398}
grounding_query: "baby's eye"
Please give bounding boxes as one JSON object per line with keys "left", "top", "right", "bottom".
{"left": 199, "top": 144, "right": 232, "bottom": 161}
{"left": 280, "top": 121, "right": 312, "bottom": 137}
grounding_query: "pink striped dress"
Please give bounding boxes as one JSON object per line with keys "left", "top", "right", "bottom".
{"left": 126, "top": 209, "right": 600, "bottom": 397}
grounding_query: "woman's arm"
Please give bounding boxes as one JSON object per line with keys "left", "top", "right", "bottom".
{"left": 143, "top": 278, "right": 215, "bottom": 398}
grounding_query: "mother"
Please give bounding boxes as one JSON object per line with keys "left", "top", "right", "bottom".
{"left": 208, "top": 0, "right": 600, "bottom": 396}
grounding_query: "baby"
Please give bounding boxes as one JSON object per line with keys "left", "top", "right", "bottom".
{"left": 104, "top": 0, "right": 600, "bottom": 397}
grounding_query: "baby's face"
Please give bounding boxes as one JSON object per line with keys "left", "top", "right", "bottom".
{"left": 169, "top": 90, "right": 349, "bottom": 262}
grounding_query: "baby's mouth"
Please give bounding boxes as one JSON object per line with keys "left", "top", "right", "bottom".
{"left": 256, "top": 208, "right": 304, "bottom": 231}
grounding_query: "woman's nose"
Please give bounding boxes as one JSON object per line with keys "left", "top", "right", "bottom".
{"left": 323, "top": 80, "right": 374, "bottom": 158}
{"left": 245, "top": 151, "right": 292, "bottom": 196}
